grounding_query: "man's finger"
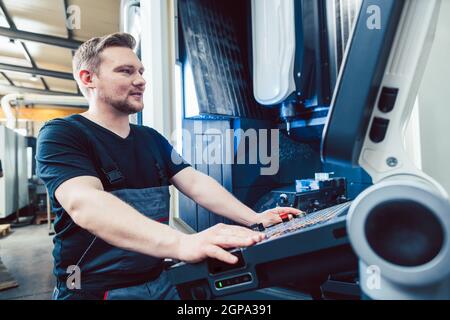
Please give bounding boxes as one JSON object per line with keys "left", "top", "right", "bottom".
{"left": 217, "top": 224, "right": 265, "bottom": 239}
{"left": 276, "top": 207, "right": 303, "bottom": 215}
{"left": 205, "top": 245, "right": 238, "bottom": 264}
{"left": 212, "top": 235, "right": 261, "bottom": 248}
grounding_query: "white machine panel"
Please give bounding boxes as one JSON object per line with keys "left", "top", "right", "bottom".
{"left": 0, "top": 125, "right": 29, "bottom": 218}
{"left": 252, "top": 0, "right": 296, "bottom": 105}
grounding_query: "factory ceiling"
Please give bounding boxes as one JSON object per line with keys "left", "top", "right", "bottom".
{"left": 0, "top": 0, "right": 121, "bottom": 97}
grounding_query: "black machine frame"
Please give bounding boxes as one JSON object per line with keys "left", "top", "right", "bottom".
{"left": 321, "top": 0, "right": 405, "bottom": 167}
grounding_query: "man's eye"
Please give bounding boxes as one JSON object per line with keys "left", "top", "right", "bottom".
{"left": 121, "top": 69, "right": 132, "bottom": 74}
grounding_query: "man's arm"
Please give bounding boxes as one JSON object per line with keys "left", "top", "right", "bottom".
{"left": 171, "top": 167, "right": 301, "bottom": 227}
{"left": 56, "top": 176, "right": 265, "bottom": 264}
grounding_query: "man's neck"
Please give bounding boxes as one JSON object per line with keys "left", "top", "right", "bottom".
{"left": 82, "top": 101, "right": 131, "bottom": 139}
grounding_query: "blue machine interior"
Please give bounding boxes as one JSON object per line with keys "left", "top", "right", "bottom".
{"left": 167, "top": 0, "right": 408, "bottom": 300}
{"left": 177, "top": 0, "right": 372, "bottom": 233}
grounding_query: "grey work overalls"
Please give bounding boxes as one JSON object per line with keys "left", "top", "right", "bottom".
{"left": 52, "top": 119, "right": 180, "bottom": 300}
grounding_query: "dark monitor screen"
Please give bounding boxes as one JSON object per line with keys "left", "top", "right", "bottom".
{"left": 325, "top": 0, "right": 363, "bottom": 93}
{"left": 293, "top": 0, "right": 362, "bottom": 109}
{"left": 321, "top": 0, "right": 405, "bottom": 167}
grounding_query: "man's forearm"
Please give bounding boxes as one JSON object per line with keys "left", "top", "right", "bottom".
{"left": 189, "top": 173, "right": 258, "bottom": 227}
{"left": 69, "top": 188, "right": 183, "bottom": 259}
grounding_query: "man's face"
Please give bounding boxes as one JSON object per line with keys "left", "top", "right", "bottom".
{"left": 93, "top": 46, "right": 146, "bottom": 115}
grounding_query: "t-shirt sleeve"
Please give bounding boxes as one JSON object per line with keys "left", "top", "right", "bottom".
{"left": 148, "top": 128, "right": 191, "bottom": 179}
{"left": 36, "top": 119, "right": 99, "bottom": 200}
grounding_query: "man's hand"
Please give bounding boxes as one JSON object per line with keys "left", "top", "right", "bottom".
{"left": 255, "top": 207, "right": 304, "bottom": 228}
{"left": 176, "top": 223, "right": 265, "bottom": 264}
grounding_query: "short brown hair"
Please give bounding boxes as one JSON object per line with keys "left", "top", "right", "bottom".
{"left": 73, "top": 32, "right": 136, "bottom": 96}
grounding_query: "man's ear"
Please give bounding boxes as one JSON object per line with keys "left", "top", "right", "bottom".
{"left": 79, "top": 69, "right": 96, "bottom": 90}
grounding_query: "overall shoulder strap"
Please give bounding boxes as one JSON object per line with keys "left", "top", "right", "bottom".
{"left": 62, "top": 117, "right": 125, "bottom": 187}
{"left": 142, "top": 128, "right": 169, "bottom": 186}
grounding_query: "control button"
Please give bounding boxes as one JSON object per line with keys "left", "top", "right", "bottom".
{"left": 337, "top": 195, "right": 347, "bottom": 204}
{"left": 241, "top": 275, "right": 252, "bottom": 282}
{"left": 215, "top": 274, "right": 252, "bottom": 289}
{"left": 378, "top": 87, "right": 398, "bottom": 113}
{"left": 369, "top": 117, "right": 390, "bottom": 143}
{"left": 298, "top": 212, "right": 307, "bottom": 218}
{"left": 279, "top": 194, "right": 289, "bottom": 206}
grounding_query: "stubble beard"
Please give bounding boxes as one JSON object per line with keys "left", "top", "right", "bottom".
{"left": 104, "top": 95, "right": 143, "bottom": 115}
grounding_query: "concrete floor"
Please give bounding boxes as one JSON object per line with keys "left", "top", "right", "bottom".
{"left": 0, "top": 224, "right": 55, "bottom": 300}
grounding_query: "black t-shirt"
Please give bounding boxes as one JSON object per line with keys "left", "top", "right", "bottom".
{"left": 36, "top": 114, "right": 190, "bottom": 285}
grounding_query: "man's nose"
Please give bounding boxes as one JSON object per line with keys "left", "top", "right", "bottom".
{"left": 133, "top": 74, "right": 146, "bottom": 88}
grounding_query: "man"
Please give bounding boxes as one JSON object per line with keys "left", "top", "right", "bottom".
{"left": 36, "top": 33, "right": 300, "bottom": 300}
